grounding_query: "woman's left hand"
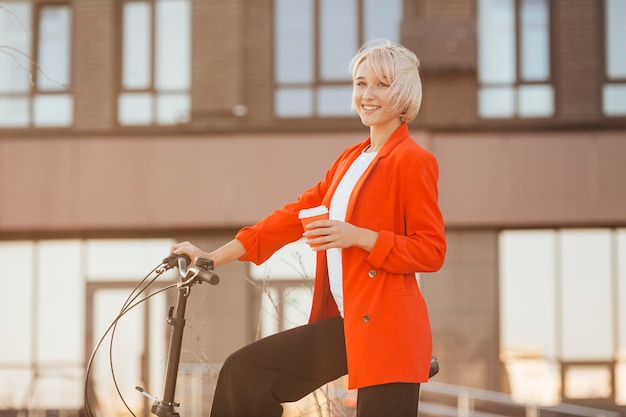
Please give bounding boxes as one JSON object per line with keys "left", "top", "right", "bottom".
{"left": 303, "top": 219, "right": 378, "bottom": 252}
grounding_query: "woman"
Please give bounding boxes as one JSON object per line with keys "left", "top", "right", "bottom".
{"left": 171, "top": 40, "right": 446, "bottom": 417}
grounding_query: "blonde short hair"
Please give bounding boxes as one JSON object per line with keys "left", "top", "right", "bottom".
{"left": 349, "top": 40, "right": 422, "bottom": 122}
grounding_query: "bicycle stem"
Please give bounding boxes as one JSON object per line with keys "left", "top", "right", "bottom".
{"left": 140, "top": 255, "right": 218, "bottom": 417}
{"left": 151, "top": 284, "right": 189, "bottom": 417}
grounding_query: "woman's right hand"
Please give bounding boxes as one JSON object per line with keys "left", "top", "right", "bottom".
{"left": 170, "top": 241, "right": 209, "bottom": 264}
{"left": 171, "top": 239, "right": 246, "bottom": 268}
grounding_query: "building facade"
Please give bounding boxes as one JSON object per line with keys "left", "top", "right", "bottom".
{"left": 0, "top": 0, "right": 625, "bottom": 415}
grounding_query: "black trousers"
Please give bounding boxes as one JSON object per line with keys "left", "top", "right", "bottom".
{"left": 210, "top": 316, "right": 420, "bottom": 417}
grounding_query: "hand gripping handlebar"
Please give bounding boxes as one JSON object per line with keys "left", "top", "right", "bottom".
{"left": 162, "top": 254, "right": 220, "bottom": 286}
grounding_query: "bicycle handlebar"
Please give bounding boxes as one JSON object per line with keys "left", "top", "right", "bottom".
{"left": 162, "top": 254, "right": 220, "bottom": 286}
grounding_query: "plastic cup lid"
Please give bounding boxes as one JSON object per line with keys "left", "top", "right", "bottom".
{"left": 298, "top": 205, "right": 329, "bottom": 219}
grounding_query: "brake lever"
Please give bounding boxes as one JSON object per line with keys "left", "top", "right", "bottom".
{"left": 176, "top": 256, "right": 220, "bottom": 287}
{"left": 162, "top": 253, "right": 191, "bottom": 271}
{"left": 194, "top": 257, "right": 220, "bottom": 285}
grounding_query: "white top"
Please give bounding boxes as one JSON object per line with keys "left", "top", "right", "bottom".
{"left": 327, "top": 149, "right": 377, "bottom": 316}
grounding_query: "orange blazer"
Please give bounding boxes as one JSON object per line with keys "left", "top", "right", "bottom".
{"left": 236, "top": 123, "right": 446, "bottom": 389}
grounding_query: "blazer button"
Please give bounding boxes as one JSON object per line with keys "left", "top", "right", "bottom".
{"left": 362, "top": 315, "right": 370, "bottom": 323}
{"left": 368, "top": 270, "right": 377, "bottom": 278}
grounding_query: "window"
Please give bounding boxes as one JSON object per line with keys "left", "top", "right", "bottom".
{"left": 478, "top": 0, "right": 553, "bottom": 119}
{"left": 499, "top": 229, "right": 626, "bottom": 404}
{"left": 603, "top": 0, "right": 626, "bottom": 116}
{"left": 118, "top": 0, "right": 191, "bottom": 126}
{"left": 0, "top": 238, "right": 175, "bottom": 413}
{"left": 249, "top": 239, "right": 316, "bottom": 338}
{"left": 0, "top": 2, "right": 73, "bottom": 127}
{"left": 273, "top": 0, "right": 402, "bottom": 118}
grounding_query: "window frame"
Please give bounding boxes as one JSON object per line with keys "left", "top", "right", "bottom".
{"left": 499, "top": 227, "right": 626, "bottom": 405}
{"left": 0, "top": 1, "right": 74, "bottom": 129}
{"left": 477, "top": 0, "right": 555, "bottom": 120}
{"left": 271, "top": 0, "right": 403, "bottom": 124}
{"left": 115, "top": 0, "right": 192, "bottom": 127}
{"left": 601, "top": 0, "right": 626, "bottom": 118}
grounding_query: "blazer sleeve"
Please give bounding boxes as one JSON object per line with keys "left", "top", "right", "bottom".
{"left": 234, "top": 182, "right": 323, "bottom": 265}
{"left": 367, "top": 149, "right": 446, "bottom": 274}
{"left": 235, "top": 145, "right": 358, "bottom": 265}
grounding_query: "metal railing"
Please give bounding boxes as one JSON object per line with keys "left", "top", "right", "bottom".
{"left": 420, "top": 381, "right": 622, "bottom": 417}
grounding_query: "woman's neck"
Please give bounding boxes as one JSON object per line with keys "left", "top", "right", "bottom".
{"left": 367, "top": 119, "right": 403, "bottom": 153}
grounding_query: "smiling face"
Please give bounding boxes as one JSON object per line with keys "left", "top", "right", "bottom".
{"left": 352, "top": 60, "right": 403, "bottom": 132}
{"left": 349, "top": 42, "right": 423, "bottom": 127}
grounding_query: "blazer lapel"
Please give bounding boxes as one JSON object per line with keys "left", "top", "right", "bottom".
{"left": 321, "top": 141, "right": 369, "bottom": 209}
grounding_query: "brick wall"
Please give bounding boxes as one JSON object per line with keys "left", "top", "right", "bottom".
{"left": 72, "top": 0, "right": 116, "bottom": 130}
{"left": 191, "top": 0, "right": 246, "bottom": 130}
{"left": 553, "top": 0, "right": 604, "bottom": 122}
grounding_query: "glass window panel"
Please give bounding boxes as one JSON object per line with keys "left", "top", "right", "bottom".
{"left": 259, "top": 287, "right": 280, "bottom": 338}
{"left": 478, "top": 0, "right": 516, "bottom": 84}
{"left": 320, "top": 0, "right": 357, "bottom": 81}
{"left": 92, "top": 290, "right": 145, "bottom": 413}
{"left": 156, "top": 92, "right": 190, "bottom": 124}
{"left": 364, "top": 0, "right": 402, "bottom": 43}
{"left": 606, "top": 0, "right": 626, "bottom": 79}
{"left": 504, "top": 359, "right": 560, "bottom": 405}
{"left": 564, "top": 365, "right": 612, "bottom": 399}
{"left": 0, "top": 242, "right": 34, "bottom": 363}
{"left": 0, "top": 369, "right": 32, "bottom": 407}
{"left": 603, "top": 84, "right": 626, "bottom": 116}
{"left": 249, "top": 239, "right": 316, "bottom": 280}
{"left": 518, "top": 84, "right": 553, "bottom": 117}
{"left": 618, "top": 362, "right": 626, "bottom": 405}
{"left": 560, "top": 229, "right": 613, "bottom": 361}
{"left": 37, "top": 5, "right": 71, "bottom": 91}
{"left": 274, "top": 0, "right": 314, "bottom": 84}
{"left": 33, "top": 94, "right": 73, "bottom": 126}
{"left": 0, "top": 2, "right": 32, "bottom": 93}
{"left": 31, "top": 366, "right": 83, "bottom": 409}
{"left": 85, "top": 239, "right": 176, "bottom": 281}
{"left": 119, "top": 92, "right": 153, "bottom": 125}
{"left": 123, "top": 2, "right": 151, "bottom": 89}
{"left": 0, "top": 2, "right": 31, "bottom": 93}
{"left": 318, "top": 85, "right": 353, "bottom": 116}
{"left": 499, "top": 230, "right": 557, "bottom": 358}
{"left": 37, "top": 240, "right": 83, "bottom": 363}
{"left": 275, "top": 88, "right": 313, "bottom": 118}
{"left": 0, "top": 97, "right": 29, "bottom": 126}
{"left": 479, "top": 86, "right": 515, "bottom": 118}
{"left": 155, "top": 0, "right": 190, "bottom": 90}
{"left": 283, "top": 286, "right": 313, "bottom": 330}
{"left": 520, "top": 0, "right": 549, "bottom": 81}
{"left": 148, "top": 292, "right": 168, "bottom": 394}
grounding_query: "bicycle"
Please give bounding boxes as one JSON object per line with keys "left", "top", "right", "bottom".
{"left": 84, "top": 253, "right": 439, "bottom": 417}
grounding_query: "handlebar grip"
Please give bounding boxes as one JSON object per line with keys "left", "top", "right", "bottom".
{"left": 163, "top": 253, "right": 192, "bottom": 270}
{"left": 194, "top": 257, "right": 219, "bottom": 285}
{"left": 201, "top": 270, "right": 220, "bottom": 286}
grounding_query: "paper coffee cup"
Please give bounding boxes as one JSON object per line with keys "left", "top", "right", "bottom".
{"left": 298, "top": 205, "right": 329, "bottom": 230}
